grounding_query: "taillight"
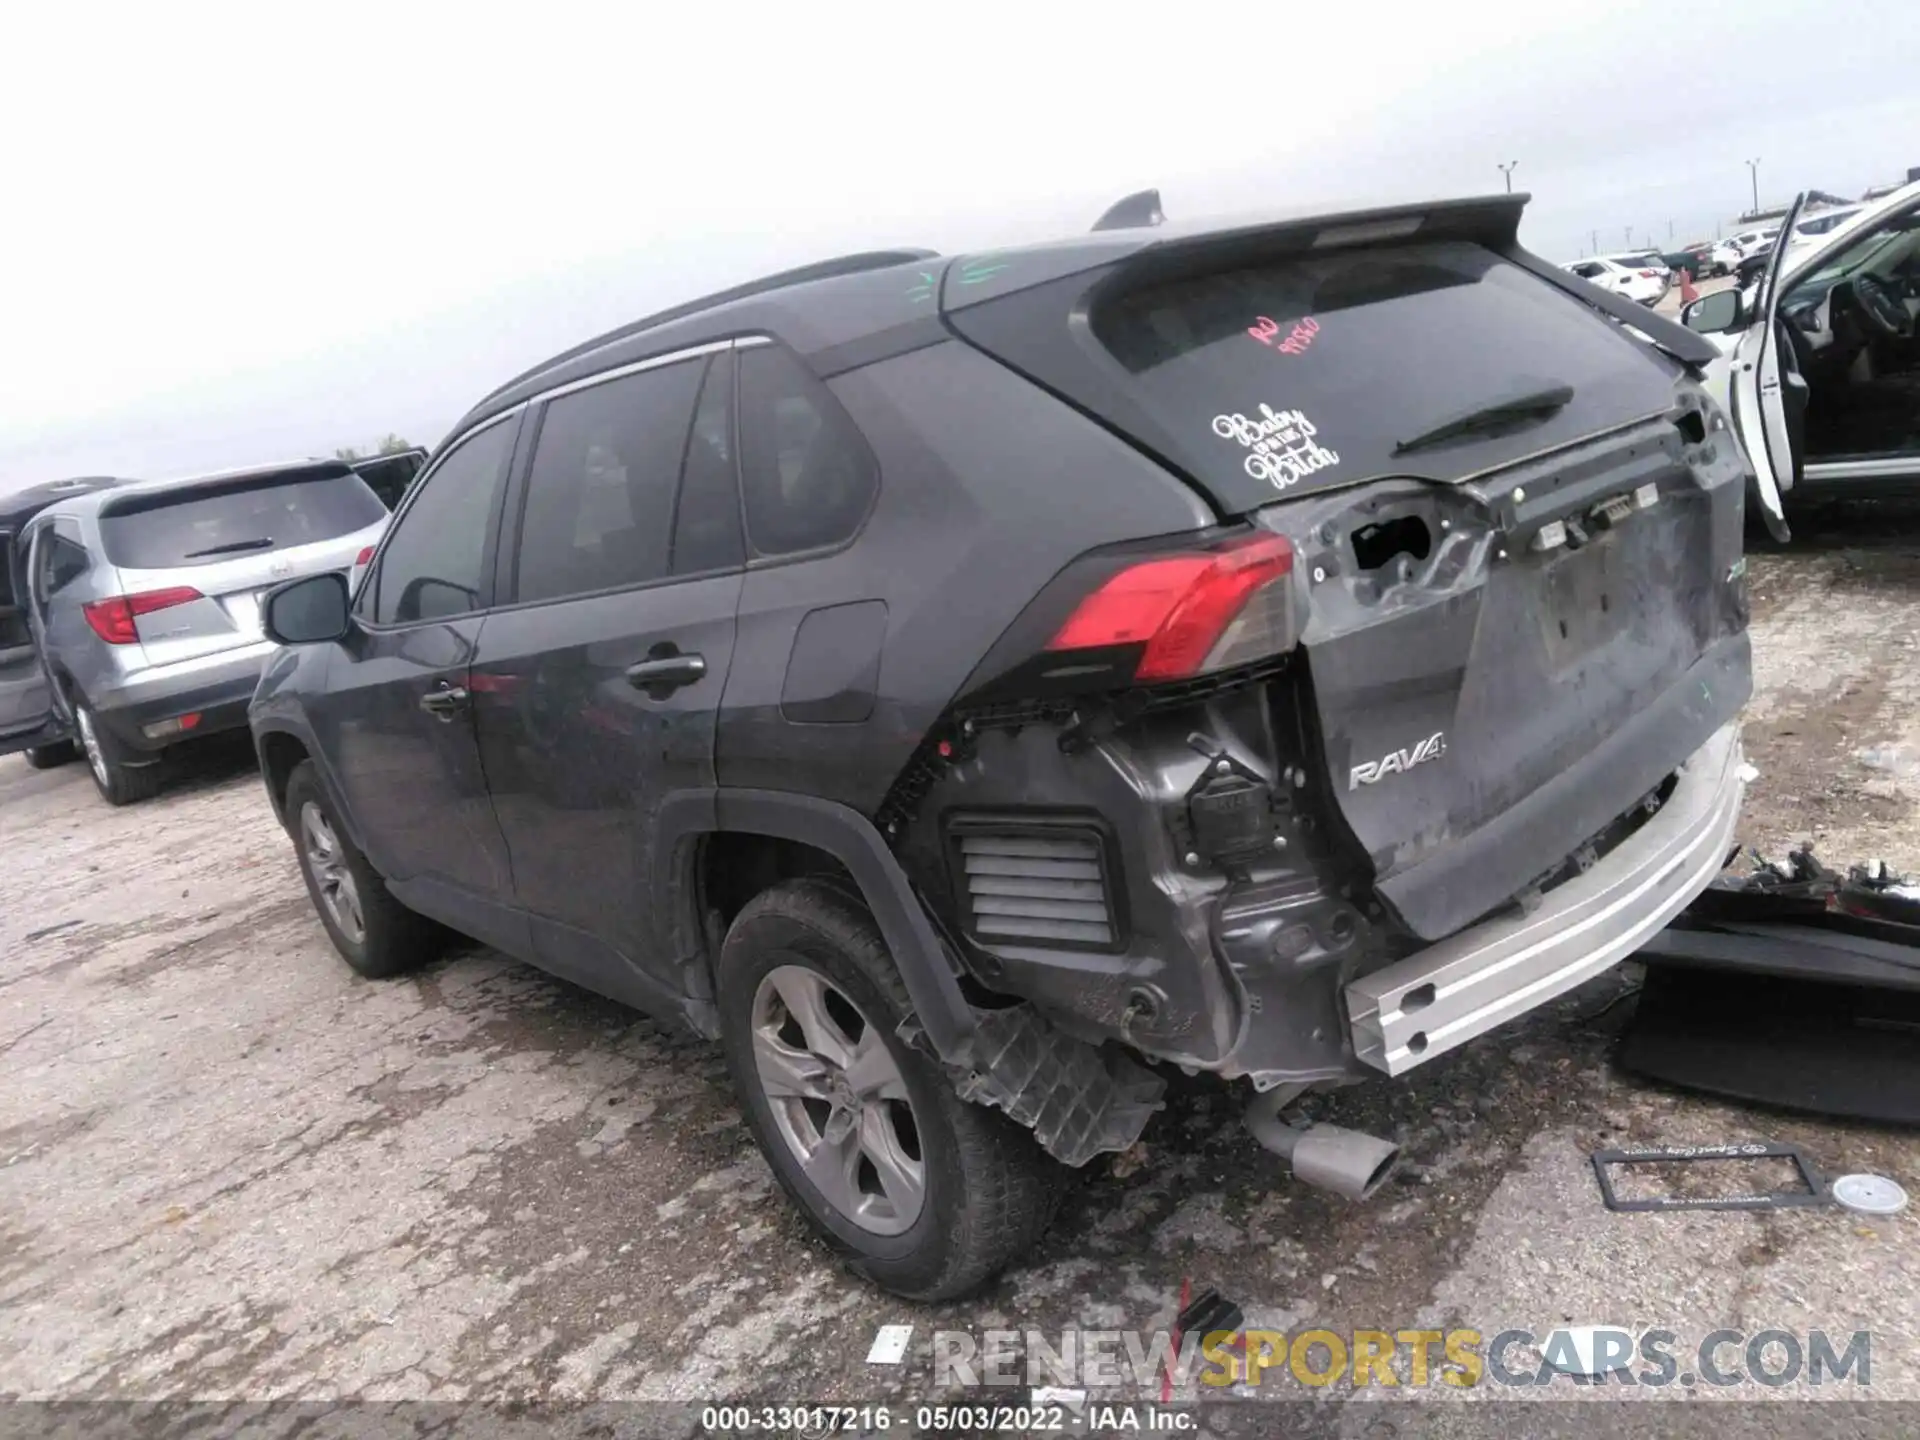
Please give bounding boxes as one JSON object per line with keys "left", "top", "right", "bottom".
{"left": 1639, "top": 269, "right": 1659, "bottom": 278}
{"left": 81, "top": 587, "right": 204, "bottom": 645}
{"left": 354, "top": 546, "right": 375, "bottom": 566}
{"left": 1046, "top": 532, "right": 1297, "bottom": 682}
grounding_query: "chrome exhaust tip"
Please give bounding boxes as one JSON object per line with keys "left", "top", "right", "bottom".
{"left": 1245, "top": 1092, "right": 1401, "bottom": 1201}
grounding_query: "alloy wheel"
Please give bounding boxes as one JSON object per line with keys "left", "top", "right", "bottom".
{"left": 300, "top": 801, "right": 366, "bottom": 945}
{"left": 751, "top": 964, "right": 925, "bottom": 1235}
{"left": 74, "top": 706, "right": 109, "bottom": 789}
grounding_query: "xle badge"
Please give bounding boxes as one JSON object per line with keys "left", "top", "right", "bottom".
{"left": 1350, "top": 731, "right": 1446, "bottom": 790}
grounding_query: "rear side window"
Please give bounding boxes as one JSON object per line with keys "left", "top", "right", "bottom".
{"left": 512, "top": 357, "right": 706, "bottom": 604}
{"left": 372, "top": 420, "right": 515, "bottom": 625}
{"left": 39, "top": 532, "right": 89, "bottom": 596}
{"left": 737, "top": 345, "right": 877, "bottom": 557}
{"left": 1092, "top": 240, "right": 1678, "bottom": 503}
{"left": 352, "top": 451, "right": 428, "bottom": 509}
{"left": 100, "top": 472, "right": 385, "bottom": 570}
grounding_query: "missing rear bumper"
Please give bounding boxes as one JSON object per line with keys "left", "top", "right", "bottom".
{"left": 1346, "top": 721, "right": 1745, "bottom": 1075}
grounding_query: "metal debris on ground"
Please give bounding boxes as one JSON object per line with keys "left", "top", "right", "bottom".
{"left": 864, "top": 1324, "right": 913, "bottom": 1365}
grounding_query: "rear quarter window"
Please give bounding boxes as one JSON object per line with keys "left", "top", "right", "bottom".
{"left": 101, "top": 473, "right": 386, "bottom": 570}
{"left": 737, "top": 344, "right": 878, "bottom": 557}
{"left": 1091, "top": 240, "right": 1679, "bottom": 500}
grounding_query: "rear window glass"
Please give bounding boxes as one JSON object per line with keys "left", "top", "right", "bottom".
{"left": 1093, "top": 240, "right": 1677, "bottom": 496}
{"left": 101, "top": 473, "right": 385, "bottom": 570}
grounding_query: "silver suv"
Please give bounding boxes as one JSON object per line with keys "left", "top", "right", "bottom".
{"left": 0, "top": 460, "right": 387, "bottom": 804}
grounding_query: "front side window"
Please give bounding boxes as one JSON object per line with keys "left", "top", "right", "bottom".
{"left": 737, "top": 345, "right": 878, "bottom": 557}
{"left": 511, "top": 358, "right": 708, "bottom": 604}
{"left": 371, "top": 419, "right": 515, "bottom": 625}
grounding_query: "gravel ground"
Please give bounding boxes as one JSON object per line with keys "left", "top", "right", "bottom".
{"left": 3, "top": 503, "right": 1918, "bottom": 1429}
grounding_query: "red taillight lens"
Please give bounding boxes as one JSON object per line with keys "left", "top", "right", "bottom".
{"left": 81, "top": 587, "right": 204, "bottom": 645}
{"left": 355, "top": 546, "right": 375, "bottom": 566}
{"left": 1639, "top": 269, "right": 1659, "bottom": 278}
{"left": 1046, "top": 533, "right": 1297, "bottom": 682}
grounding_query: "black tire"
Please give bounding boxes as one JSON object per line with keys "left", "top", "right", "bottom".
{"left": 23, "top": 741, "right": 76, "bottom": 769}
{"left": 73, "top": 700, "right": 164, "bottom": 805}
{"left": 717, "top": 879, "right": 1061, "bottom": 1300}
{"left": 284, "top": 760, "right": 441, "bottom": 979}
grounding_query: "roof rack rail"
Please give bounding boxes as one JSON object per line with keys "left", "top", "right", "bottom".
{"left": 478, "top": 248, "right": 939, "bottom": 407}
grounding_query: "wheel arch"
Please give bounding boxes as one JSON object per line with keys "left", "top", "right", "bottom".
{"left": 250, "top": 719, "right": 365, "bottom": 851}
{"left": 658, "top": 787, "right": 979, "bottom": 1064}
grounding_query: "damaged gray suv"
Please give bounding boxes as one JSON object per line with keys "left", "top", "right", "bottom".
{"left": 250, "top": 191, "right": 1753, "bottom": 1299}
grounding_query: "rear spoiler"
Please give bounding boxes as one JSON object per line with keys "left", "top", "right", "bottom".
{"left": 945, "top": 191, "right": 1721, "bottom": 372}
{"left": 98, "top": 461, "right": 357, "bottom": 519}
{"left": 1502, "top": 248, "right": 1721, "bottom": 368}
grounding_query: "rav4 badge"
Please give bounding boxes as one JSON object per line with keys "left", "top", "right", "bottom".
{"left": 1349, "top": 731, "right": 1447, "bottom": 790}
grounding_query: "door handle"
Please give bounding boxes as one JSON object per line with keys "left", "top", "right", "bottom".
{"left": 625, "top": 653, "right": 707, "bottom": 697}
{"left": 419, "top": 683, "right": 470, "bottom": 720}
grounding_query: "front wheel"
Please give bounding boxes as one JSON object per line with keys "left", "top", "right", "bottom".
{"left": 284, "top": 760, "right": 442, "bottom": 978}
{"left": 73, "top": 700, "right": 163, "bottom": 805}
{"left": 717, "top": 879, "right": 1062, "bottom": 1301}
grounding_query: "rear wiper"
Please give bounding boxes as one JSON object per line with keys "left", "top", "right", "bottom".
{"left": 1392, "top": 383, "right": 1576, "bottom": 456}
{"left": 181, "top": 538, "right": 274, "bottom": 559}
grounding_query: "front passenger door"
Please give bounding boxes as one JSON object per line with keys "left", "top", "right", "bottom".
{"left": 0, "top": 525, "right": 56, "bottom": 757}
{"left": 307, "top": 414, "right": 522, "bottom": 946}
{"left": 1729, "top": 192, "right": 1808, "bottom": 541}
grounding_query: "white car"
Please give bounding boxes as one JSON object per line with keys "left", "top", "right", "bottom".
{"left": 1686, "top": 241, "right": 1741, "bottom": 277}
{"left": 1783, "top": 205, "right": 1868, "bottom": 258}
{"left": 1598, "top": 249, "right": 1672, "bottom": 279}
{"left": 1682, "top": 181, "right": 1920, "bottom": 535}
{"left": 1563, "top": 257, "right": 1668, "bottom": 306}
{"left": 1729, "top": 227, "right": 1780, "bottom": 260}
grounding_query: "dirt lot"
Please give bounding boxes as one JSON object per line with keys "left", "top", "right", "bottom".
{"left": 4, "top": 503, "right": 1919, "bottom": 1427}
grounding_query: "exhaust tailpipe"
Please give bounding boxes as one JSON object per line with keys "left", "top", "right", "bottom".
{"left": 1245, "top": 1090, "right": 1400, "bottom": 1201}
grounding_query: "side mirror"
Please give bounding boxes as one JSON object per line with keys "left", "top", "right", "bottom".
{"left": 1682, "top": 289, "right": 1745, "bottom": 335}
{"left": 263, "top": 572, "right": 351, "bottom": 646}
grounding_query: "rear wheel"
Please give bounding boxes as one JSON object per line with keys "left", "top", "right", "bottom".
{"left": 23, "top": 741, "right": 76, "bottom": 769}
{"left": 285, "top": 760, "right": 441, "bottom": 978}
{"left": 717, "top": 879, "right": 1062, "bottom": 1300}
{"left": 74, "top": 700, "right": 164, "bottom": 805}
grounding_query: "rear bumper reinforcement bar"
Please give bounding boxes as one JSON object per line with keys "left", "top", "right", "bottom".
{"left": 1347, "top": 722, "right": 1745, "bottom": 1076}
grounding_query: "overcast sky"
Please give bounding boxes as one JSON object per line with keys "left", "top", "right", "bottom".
{"left": 3, "top": 0, "right": 1916, "bottom": 496}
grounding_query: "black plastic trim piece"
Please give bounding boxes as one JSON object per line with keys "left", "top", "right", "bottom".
{"left": 947, "top": 1003, "right": 1166, "bottom": 1166}
{"left": 656, "top": 787, "right": 979, "bottom": 1062}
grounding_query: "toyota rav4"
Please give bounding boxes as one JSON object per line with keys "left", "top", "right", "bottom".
{"left": 249, "top": 191, "right": 1753, "bottom": 1299}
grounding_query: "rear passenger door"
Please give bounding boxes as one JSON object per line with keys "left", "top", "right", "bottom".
{"left": 471, "top": 344, "right": 745, "bottom": 1008}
